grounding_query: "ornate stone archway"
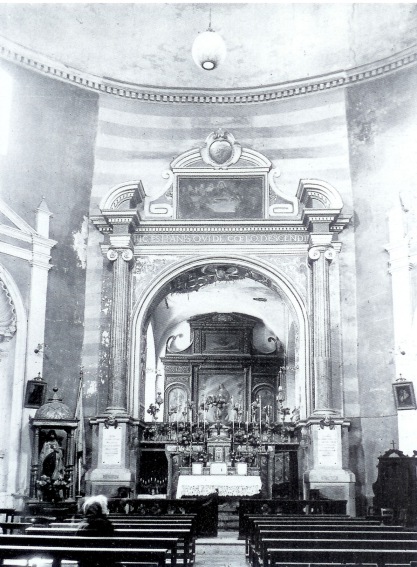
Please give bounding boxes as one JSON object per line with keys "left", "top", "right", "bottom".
{"left": 89, "top": 131, "right": 355, "bottom": 511}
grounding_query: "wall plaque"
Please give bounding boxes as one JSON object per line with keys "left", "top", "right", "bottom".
{"left": 102, "top": 426, "right": 122, "bottom": 465}
{"left": 317, "top": 427, "right": 338, "bottom": 467}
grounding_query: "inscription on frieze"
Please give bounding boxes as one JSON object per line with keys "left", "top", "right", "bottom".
{"left": 135, "top": 232, "right": 309, "bottom": 246}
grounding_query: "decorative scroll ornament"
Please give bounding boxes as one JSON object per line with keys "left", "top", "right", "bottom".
{"left": 166, "top": 334, "right": 193, "bottom": 354}
{"left": 107, "top": 248, "right": 133, "bottom": 262}
{"left": 107, "top": 249, "right": 119, "bottom": 262}
{"left": 200, "top": 129, "right": 242, "bottom": 168}
{"left": 121, "top": 249, "right": 134, "bottom": 262}
{"left": 268, "top": 168, "right": 299, "bottom": 217}
{"left": 0, "top": 278, "right": 17, "bottom": 342}
{"left": 308, "top": 247, "right": 322, "bottom": 261}
{"left": 308, "top": 246, "right": 335, "bottom": 263}
{"left": 146, "top": 170, "right": 174, "bottom": 218}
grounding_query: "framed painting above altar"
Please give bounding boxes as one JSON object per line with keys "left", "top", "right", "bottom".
{"left": 177, "top": 176, "right": 264, "bottom": 220}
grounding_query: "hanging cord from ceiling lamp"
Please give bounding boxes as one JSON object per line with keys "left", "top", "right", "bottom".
{"left": 192, "top": 7, "right": 227, "bottom": 71}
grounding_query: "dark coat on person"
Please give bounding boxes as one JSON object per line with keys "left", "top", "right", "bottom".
{"left": 76, "top": 502, "right": 115, "bottom": 567}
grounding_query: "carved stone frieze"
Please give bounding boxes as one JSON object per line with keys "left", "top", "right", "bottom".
{"left": 262, "top": 255, "right": 308, "bottom": 301}
{"left": 165, "top": 375, "right": 189, "bottom": 386}
{"left": 164, "top": 365, "right": 190, "bottom": 374}
{"left": 133, "top": 256, "right": 180, "bottom": 304}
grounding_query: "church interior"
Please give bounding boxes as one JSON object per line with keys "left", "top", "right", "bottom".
{"left": 0, "top": 3, "right": 417, "bottom": 566}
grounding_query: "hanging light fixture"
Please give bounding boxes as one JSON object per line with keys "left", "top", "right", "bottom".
{"left": 192, "top": 9, "right": 226, "bottom": 71}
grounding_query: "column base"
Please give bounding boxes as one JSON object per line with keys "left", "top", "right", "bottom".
{"left": 303, "top": 468, "right": 356, "bottom": 517}
{"left": 86, "top": 414, "right": 139, "bottom": 497}
{"left": 86, "top": 467, "right": 134, "bottom": 498}
{"left": 300, "top": 414, "right": 356, "bottom": 516}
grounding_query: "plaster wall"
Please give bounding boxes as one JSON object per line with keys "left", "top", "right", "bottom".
{"left": 0, "top": 61, "right": 98, "bottom": 410}
{"left": 346, "top": 65, "right": 417, "bottom": 506}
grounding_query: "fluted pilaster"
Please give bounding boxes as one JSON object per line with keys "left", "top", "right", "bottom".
{"left": 308, "top": 244, "right": 335, "bottom": 411}
{"left": 106, "top": 247, "right": 134, "bottom": 413}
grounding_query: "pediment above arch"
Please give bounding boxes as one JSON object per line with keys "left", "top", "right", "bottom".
{"left": 93, "top": 131, "right": 352, "bottom": 240}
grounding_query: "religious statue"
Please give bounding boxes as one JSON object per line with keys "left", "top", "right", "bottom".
{"left": 206, "top": 383, "right": 230, "bottom": 424}
{"left": 39, "top": 429, "right": 64, "bottom": 480}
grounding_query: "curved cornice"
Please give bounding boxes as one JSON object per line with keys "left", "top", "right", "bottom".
{"left": 1, "top": 36, "right": 416, "bottom": 105}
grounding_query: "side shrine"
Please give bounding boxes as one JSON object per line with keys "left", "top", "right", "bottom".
{"left": 84, "top": 129, "right": 356, "bottom": 515}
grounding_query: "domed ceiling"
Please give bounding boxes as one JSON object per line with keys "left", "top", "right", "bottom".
{"left": 0, "top": 3, "right": 416, "bottom": 90}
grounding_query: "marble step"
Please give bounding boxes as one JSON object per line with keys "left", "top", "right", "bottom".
{"left": 218, "top": 520, "right": 239, "bottom": 529}
{"left": 218, "top": 508, "right": 239, "bottom": 530}
{"left": 196, "top": 540, "right": 245, "bottom": 556}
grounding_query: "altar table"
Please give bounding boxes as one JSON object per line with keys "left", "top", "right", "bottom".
{"left": 176, "top": 474, "right": 262, "bottom": 498}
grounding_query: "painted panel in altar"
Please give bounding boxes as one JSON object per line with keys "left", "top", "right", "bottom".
{"left": 204, "top": 331, "right": 240, "bottom": 353}
{"left": 167, "top": 387, "right": 188, "bottom": 421}
{"left": 199, "top": 374, "right": 244, "bottom": 423}
{"left": 177, "top": 176, "right": 264, "bottom": 220}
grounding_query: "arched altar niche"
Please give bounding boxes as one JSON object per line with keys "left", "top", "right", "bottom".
{"left": 130, "top": 256, "right": 308, "bottom": 423}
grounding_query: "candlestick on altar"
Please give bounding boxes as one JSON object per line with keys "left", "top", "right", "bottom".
{"left": 203, "top": 399, "right": 206, "bottom": 435}
{"left": 176, "top": 391, "right": 179, "bottom": 432}
{"left": 259, "top": 395, "right": 262, "bottom": 424}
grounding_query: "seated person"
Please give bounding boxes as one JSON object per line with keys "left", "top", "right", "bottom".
{"left": 77, "top": 495, "right": 114, "bottom": 536}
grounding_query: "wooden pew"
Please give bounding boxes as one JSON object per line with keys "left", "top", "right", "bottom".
{"left": 105, "top": 498, "right": 217, "bottom": 537}
{"left": 256, "top": 538, "right": 417, "bottom": 567}
{"left": 239, "top": 512, "right": 378, "bottom": 537}
{"left": 263, "top": 547, "right": 417, "bottom": 567}
{"left": 0, "top": 534, "right": 175, "bottom": 565}
{"left": 243, "top": 517, "right": 382, "bottom": 544}
{"left": 63, "top": 515, "right": 198, "bottom": 538}
{"left": 245, "top": 519, "right": 410, "bottom": 557}
{"left": 26, "top": 526, "right": 194, "bottom": 566}
{"left": 0, "top": 523, "right": 33, "bottom": 534}
{"left": 0, "top": 542, "right": 168, "bottom": 567}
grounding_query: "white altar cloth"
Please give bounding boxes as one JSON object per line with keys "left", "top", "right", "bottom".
{"left": 176, "top": 475, "right": 262, "bottom": 498}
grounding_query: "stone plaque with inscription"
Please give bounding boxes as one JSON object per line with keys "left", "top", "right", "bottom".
{"left": 102, "top": 426, "right": 122, "bottom": 465}
{"left": 317, "top": 427, "right": 338, "bottom": 467}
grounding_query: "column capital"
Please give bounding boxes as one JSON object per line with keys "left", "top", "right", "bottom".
{"left": 106, "top": 247, "right": 134, "bottom": 263}
{"left": 308, "top": 245, "right": 335, "bottom": 263}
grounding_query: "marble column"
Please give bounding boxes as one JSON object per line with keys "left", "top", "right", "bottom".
{"left": 308, "top": 241, "right": 336, "bottom": 412}
{"left": 106, "top": 246, "right": 134, "bottom": 414}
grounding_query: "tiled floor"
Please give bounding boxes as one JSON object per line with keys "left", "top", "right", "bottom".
{"left": 194, "top": 531, "right": 249, "bottom": 566}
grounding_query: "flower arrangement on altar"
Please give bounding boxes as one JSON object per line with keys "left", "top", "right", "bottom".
{"left": 36, "top": 473, "right": 71, "bottom": 502}
{"left": 178, "top": 431, "right": 192, "bottom": 448}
